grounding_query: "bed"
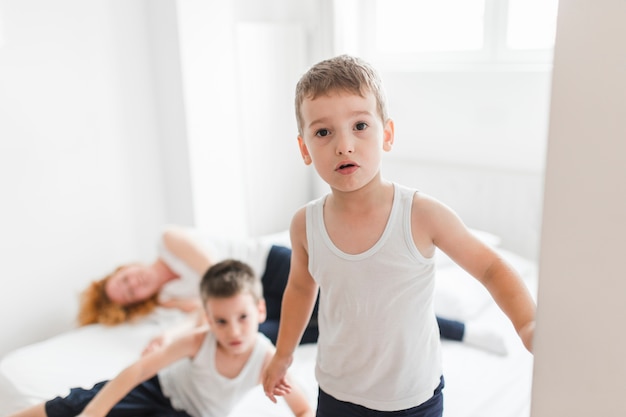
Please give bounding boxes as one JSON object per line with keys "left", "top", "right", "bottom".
{"left": 0, "top": 232, "right": 537, "bottom": 417}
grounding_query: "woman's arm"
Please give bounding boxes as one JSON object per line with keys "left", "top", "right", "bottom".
{"left": 162, "top": 226, "right": 214, "bottom": 275}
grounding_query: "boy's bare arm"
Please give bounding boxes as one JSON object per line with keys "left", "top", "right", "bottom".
{"left": 263, "top": 209, "right": 318, "bottom": 402}
{"left": 276, "top": 208, "right": 319, "bottom": 357}
{"left": 479, "top": 256, "right": 536, "bottom": 351}
{"left": 77, "top": 329, "right": 205, "bottom": 417}
{"left": 282, "top": 376, "right": 314, "bottom": 417}
{"left": 261, "top": 350, "right": 314, "bottom": 417}
{"left": 412, "top": 193, "right": 536, "bottom": 352}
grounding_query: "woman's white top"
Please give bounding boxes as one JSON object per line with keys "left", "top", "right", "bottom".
{"left": 158, "top": 231, "right": 275, "bottom": 301}
{"left": 306, "top": 183, "right": 442, "bottom": 411}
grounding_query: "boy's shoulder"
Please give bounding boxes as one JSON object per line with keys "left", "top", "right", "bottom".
{"left": 255, "top": 332, "right": 277, "bottom": 359}
{"left": 183, "top": 324, "right": 212, "bottom": 353}
{"left": 257, "top": 332, "right": 278, "bottom": 374}
{"left": 411, "top": 190, "right": 446, "bottom": 208}
{"left": 256, "top": 331, "right": 275, "bottom": 350}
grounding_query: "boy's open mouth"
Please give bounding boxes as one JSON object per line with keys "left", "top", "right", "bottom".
{"left": 337, "top": 162, "right": 358, "bottom": 171}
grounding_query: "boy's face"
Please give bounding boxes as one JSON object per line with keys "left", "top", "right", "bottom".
{"left": 204, "top": 293, "right": 266, "bottom": 356}
{"left": 297, "top": 90, "right": 394, "bottom": 193}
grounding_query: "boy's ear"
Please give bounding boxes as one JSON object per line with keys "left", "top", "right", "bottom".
{"left": 257, "top": 299, "right": 267, "bottom": 323}
{"left": 382, "top": 118, "right": 395, "bottom": 152}
{"left": 298, "top": 136, "right": 313, "bottom": 165}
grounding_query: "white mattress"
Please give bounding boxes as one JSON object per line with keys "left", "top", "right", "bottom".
{"left": 0, "top": 249, "right": 536, "bottom": 417}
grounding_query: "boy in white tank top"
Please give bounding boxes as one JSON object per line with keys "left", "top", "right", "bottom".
{"left": 10, "top": 260, "right": 313, "bottom": 417}
{"left": 262, "top": 55, "right": 536, "bottom": 416}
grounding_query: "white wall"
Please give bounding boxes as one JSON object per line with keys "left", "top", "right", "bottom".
{"left": 531, "top": 0, "right": 626, "bottom": 415}
{"left": 383, "top": 70, "right": 550, "bottom": 173}
{"left": 0, "top": 0, "right": 168, "bottom": 357}
{"left": 147, "top": 0, "right": 195, "bottom": 226}
{"left": 236, "top": 22, "right": 310, "bottom": 235}
{"left": 175, "top": 0, "right": 326, "bottom": 237}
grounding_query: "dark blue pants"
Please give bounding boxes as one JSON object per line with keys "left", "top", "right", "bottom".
{"left": 316, "top": 376, "right": 444, "bottom": 417}
{"left": 437, "top": 317, "right": 464, "bottom": 341}
{"left": 45, "top": 376, "right": 192, "bottom": 417}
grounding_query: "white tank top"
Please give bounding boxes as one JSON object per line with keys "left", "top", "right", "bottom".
{"left": 159, "top": 332, "right": 271, "bottom": 417}
{"left": 306, "top": 183, "right": 442, "bottom": 411}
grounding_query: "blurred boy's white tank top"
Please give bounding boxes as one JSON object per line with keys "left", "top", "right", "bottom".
{"left": 159, "top": 331, "right": 272, "bottom": 417}
{"left": 306, "top": 182, "right": 442, "bottom": 411}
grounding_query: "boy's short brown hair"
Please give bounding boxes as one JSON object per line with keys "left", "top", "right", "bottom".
{"left": 200, "top": 259, "right": 263, "bottom": 303}
{"left": 294, "top": 54, "right": 389, "bottom": 135}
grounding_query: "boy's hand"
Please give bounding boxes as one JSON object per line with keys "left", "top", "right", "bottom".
{"left": 263, "top": 353, "right": 294, "bottom": 403}
{"left": 142, "top": 334, "right": 168, "bottom": 356}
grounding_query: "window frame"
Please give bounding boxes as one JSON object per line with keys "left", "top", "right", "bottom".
{"left": 333, "top": 0, "right": 557, "bottom": 72}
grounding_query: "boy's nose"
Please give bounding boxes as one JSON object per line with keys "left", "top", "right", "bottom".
{"left": 336, "top": 132, "right": 355, "bottom": 155}
{"left": 229, "top": 323, "right": 242, "bottom": 336}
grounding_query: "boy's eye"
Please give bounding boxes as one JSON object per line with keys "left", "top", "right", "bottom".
{"left": 239, "top": 314, "right": 248, "bottom": 321}
{"left": 355, "top": 122, "right": 368, "bottom": 131}
{"left": 315, "top": 129, "right": 330, "bottom": 137}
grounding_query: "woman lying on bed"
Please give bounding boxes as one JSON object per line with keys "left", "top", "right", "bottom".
{"left": 78, "top": 225, "right": 505, "bottom": 353}
{"left": 78, "top": 226, "right": 322, "bottom": 343}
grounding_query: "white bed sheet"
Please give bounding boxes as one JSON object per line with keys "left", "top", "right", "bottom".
{"left": 0, "top": 250, "right": 536, "bottom": 417}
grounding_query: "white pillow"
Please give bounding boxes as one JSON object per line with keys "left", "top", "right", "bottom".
{"left": 434, "top": 242, "right": 537, "bottom": 322}
{"left": 257, "top": 230, "right": 291, "bottom": 248}
{"left": 434, "top": 264, "right": 493, "bottom": 321}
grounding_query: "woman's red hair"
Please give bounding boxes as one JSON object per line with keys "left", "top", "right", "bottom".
{"left": 77, "top": 265, "right": 160, "bottom": 326}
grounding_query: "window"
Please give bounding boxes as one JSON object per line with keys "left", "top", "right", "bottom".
{"left": 375, "top": 0, "right": 485, "bottom": 53}
{"left": 333, "top": 0, "right": 559, "bottom": 70}
{"left": 506, "top": 0, "right": 559, "bottom": 50}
